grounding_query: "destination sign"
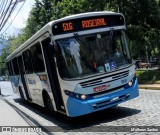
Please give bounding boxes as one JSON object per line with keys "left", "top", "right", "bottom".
{"left": 52, "top": 15, "right": 124, "bottom": 35}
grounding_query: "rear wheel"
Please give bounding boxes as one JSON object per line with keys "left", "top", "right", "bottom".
{"left": 44, "top": 93, "right": 54, "bottom": 113}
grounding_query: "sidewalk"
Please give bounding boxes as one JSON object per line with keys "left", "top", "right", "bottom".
{"left": 139, "top": 84, "right": 160, "bottom": 90}
{"left": 0, "top": 82, "right": 29, "bottom": 127}
{"left": 0, "top": 96, "right": 29, "bottom": 126}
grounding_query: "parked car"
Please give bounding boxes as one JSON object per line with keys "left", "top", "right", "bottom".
{"left": 134, "top": 60, "right": 141, "bottom": 69}
{"left": 0, "top": 76, "right": 5, "bottom": 81}
{"left": 149, "top": 59, "right": 158, "bottom": 68}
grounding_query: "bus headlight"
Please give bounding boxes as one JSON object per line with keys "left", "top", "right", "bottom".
{"left": 125, "top": 77, "right": 136, "bottom": 89}
{"left": 64, "top": 90, "right": 90, "bottom": 100}
{"left": 81, "top": 95, "right": 87, "bottom": 100}
{"left": 128, "top": 80, "right": 133, "bottom": 86}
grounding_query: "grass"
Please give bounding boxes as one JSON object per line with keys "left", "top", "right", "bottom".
{"left": 136, "top": 69, "right": 160, "bottom": 84}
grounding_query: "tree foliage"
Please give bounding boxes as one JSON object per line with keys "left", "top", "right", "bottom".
{"left": 1, "top": 0, "right": 160, "bottom": 75}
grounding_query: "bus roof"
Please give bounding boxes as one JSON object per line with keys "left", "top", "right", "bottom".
{"left": 6, "top": 11, "right": 124, "bottom": 61}
{"left": 54, "top": 11, "right": 118, "bottom": 22}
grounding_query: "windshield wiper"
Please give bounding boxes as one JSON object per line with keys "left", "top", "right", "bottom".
{"left": 73, "top": 33, "right": 97, "bottom": 69}
{"left": 73, "top": 33, "right": 93, "bottom": 53}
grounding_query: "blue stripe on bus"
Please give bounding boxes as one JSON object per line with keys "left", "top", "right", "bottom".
{"left": 67, "top": 78, "right": 139, "bottom": 117}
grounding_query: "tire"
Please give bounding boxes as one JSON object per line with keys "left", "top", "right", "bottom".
{"left": 44, "top": 94, "right": 54, "bottom": 113}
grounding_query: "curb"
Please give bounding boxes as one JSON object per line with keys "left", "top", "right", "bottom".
{"left": 139, "top": 86, "right": 160, "bottom": 90}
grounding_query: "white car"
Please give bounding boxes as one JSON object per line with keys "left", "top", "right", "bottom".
{"left": 0, "top": 77, "right": 5, "bottom": 81}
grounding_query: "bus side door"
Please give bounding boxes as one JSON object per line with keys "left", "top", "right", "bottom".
{"left": 17, "top": 55, "right": 32, "bottom": 100}
{"left": 41, "top": 37, "right": 66, "bottom": 113}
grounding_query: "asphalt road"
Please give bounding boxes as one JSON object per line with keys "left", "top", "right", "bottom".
{"left": 0, "top": 81, "right": 160, "bottom": 135}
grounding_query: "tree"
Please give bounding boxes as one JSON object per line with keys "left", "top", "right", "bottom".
{"left": 24, "top": 0, "right": 56, "bottom": 39}
{"left": 55, "top": 0, "right": 109, "bottom": 19}
{"left": 1, "top": 0, "right": 160, "bottom": 63}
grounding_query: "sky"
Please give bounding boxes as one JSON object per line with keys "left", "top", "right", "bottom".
{"left": 0, "top": 0, "right": 35, "bottom": 37}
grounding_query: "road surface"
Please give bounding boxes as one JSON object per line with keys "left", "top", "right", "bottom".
{"left": 0, "top": 81, "right": 160, "bottom": 135}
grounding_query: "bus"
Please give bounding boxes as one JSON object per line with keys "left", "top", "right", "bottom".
{"left": 6, "top": 11, "right": 139, "bottom": 117}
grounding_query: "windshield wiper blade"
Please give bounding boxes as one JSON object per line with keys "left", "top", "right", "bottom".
{"left": 73, "top": 33, "right": 97, "bottom": 69}
{"left": 73, "top": 33, "right": 93, "bottom": 53}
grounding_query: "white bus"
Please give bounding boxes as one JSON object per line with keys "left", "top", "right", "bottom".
{"left": 6, "top": 11, "right": 139, "bottom": 117}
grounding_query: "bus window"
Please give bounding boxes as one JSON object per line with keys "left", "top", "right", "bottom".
{"left": 22, "top": 50, "right": 33, "bottom": 74}
{"left": 12, "top": 58, "right": 20, "bottom": 75}
{"left": 7, "top": 62, "right": 12, "bottom": 76}
{"left": 10, "top": 61, "right": 14, "bottom": 75}
{"left": 30, "top": 43, "right": 45, "bottom": 72}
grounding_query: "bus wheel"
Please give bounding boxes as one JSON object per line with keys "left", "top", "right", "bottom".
{"left": 44, "top": 94, "right": 54, "bottom": 113}
{"left": 19, "top": 88, "right": 25, "bottom": 102}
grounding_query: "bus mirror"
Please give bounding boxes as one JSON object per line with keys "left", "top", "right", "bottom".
{"left": 49, "top": 42, "right": 54, "bottom": 46}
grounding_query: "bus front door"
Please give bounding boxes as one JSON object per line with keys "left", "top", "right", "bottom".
{"left": 42, "top": 38, "right": 66, "bottom": 113}
{"left": 17, "top": 56, "right": 31, "bottom": 101}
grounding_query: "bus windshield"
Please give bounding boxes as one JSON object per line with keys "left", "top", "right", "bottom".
{"left": 56, "top": 30, "right": 132, "bottom": 79}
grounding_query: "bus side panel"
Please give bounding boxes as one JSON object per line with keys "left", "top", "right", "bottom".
{"left": 25, "top": 73, "right": 52, "bottom": 107}
{"left": 10, "top": 75, "right": 30, "bottom": 100}
{"left": 10, "top": 75, "right": 21, "bottom": 97}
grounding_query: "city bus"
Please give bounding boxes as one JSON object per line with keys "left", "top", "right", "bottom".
{"left": 6, "top": 11, "right": 139, "bottom": 117}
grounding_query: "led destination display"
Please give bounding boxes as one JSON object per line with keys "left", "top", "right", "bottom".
{"left": 52, "top": 15, "right": 124, "bottom": 35}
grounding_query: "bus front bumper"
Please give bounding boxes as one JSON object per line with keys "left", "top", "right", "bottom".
{"left": 67, "top": 78, "right": 139, "bottom": 117}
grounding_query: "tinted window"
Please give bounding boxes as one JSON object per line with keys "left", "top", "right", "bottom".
{"left": 30, "top": 43, "right": 45, "bottom": 72}
{"left": 7, "top": 62, "right": 12, "bottom": 76}
{"left": 12, "top": 58, "right": 19, "bottom": 75}
{"left": 56, "top": 31, "right": 131, "bottom": 79}
{"left": 22, "top": 50, "right": 33, "bottom": 74}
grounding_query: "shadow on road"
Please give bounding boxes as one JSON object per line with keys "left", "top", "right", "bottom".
{"left": 13, "top": 98, "right": 141, "bottom": 131}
